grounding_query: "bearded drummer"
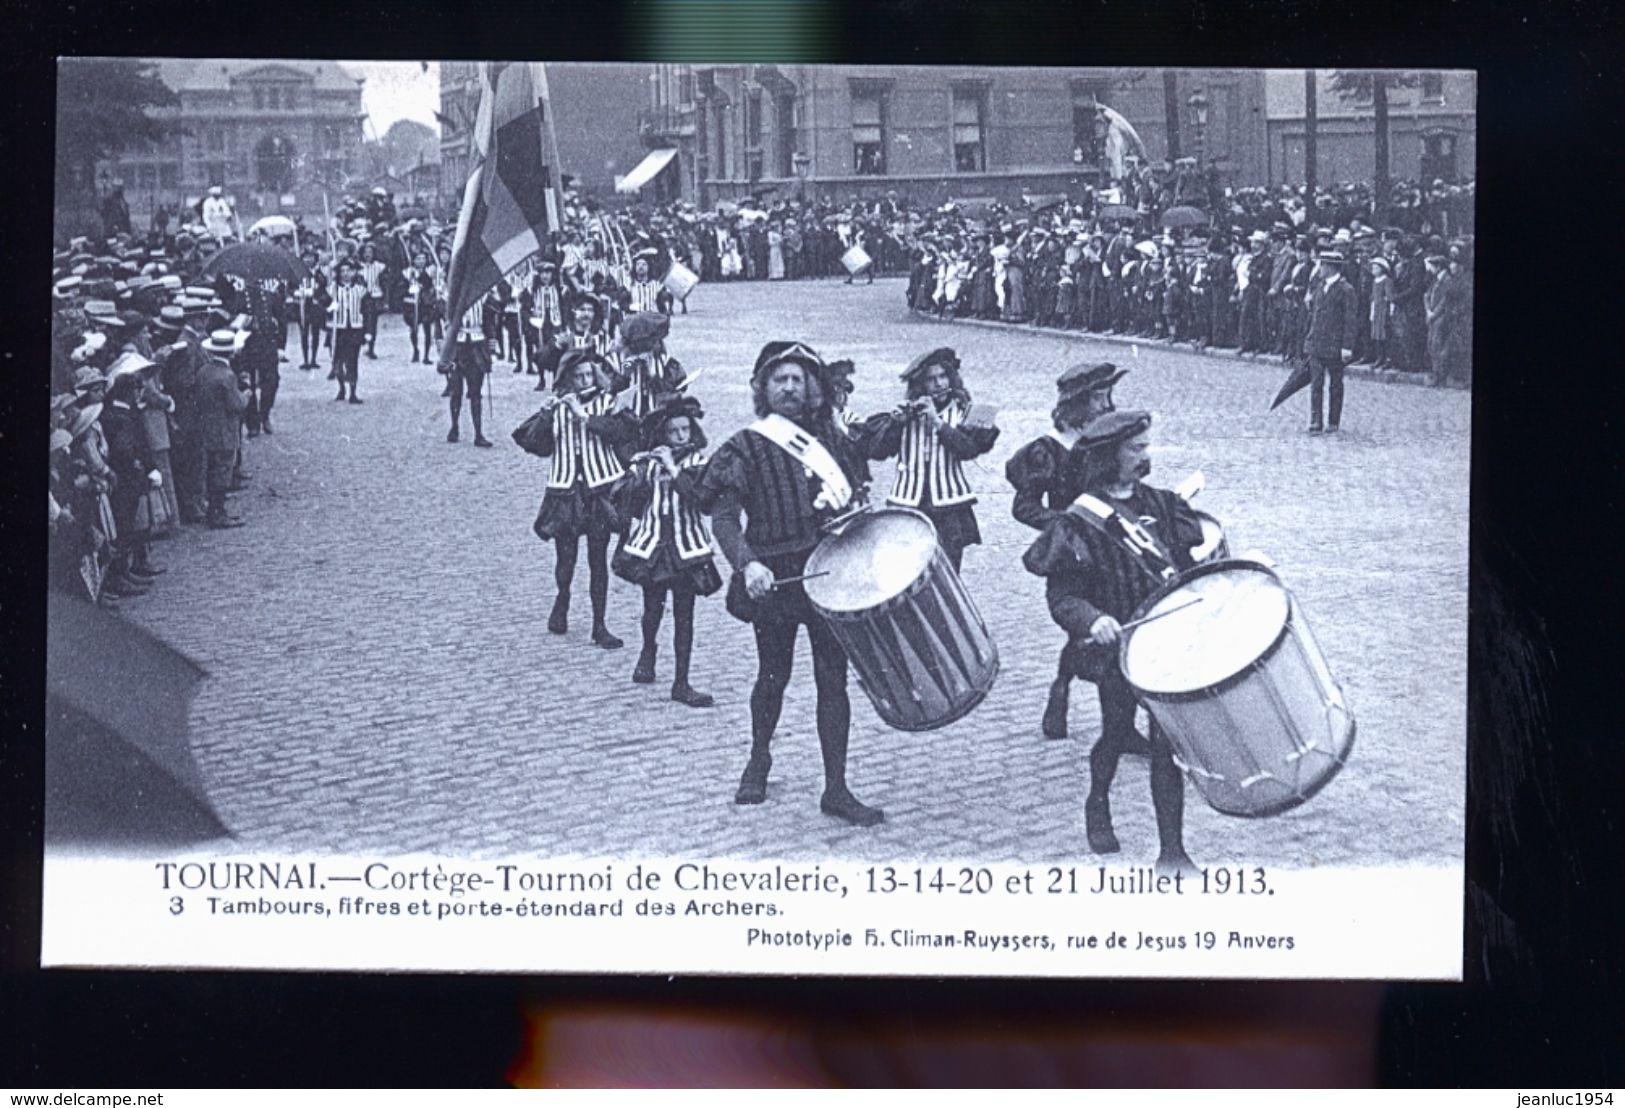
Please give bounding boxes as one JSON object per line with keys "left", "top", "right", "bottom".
{"left": 696, "top": 341, "right": 882, "bottom": 827}
{"left": 1022, "top": 409, "right": 1203, "bottom": 873}
{"left": 863, "top": 347, "right": 1000, "bottom": 571}
{"left": 1006, "top": 361, "right": 1128, "bottom": 739}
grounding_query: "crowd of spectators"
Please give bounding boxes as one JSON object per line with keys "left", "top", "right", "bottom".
{"left": 892, "top": 175, "right": 1474, "bottom": 383}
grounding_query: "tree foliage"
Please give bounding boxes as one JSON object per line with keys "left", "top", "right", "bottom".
{"left": 1327, "top": 70, "right": 1423, "bottom": 211}
{"left": 55, "top": 58, "right": 184, "bottom": 175}
{"left": 1327, "top": 69, "right": 1421, "bottom": 100}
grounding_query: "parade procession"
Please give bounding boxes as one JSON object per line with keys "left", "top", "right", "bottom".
{"left": 45, "top": 60, "right": 1471, "bottom": 894}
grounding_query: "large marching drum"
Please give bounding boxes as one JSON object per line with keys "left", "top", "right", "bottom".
{"left": 805, "top": 507, "right": 999, "bottom": 731}
{"left": 1118, "top": 559, "right": 1355, "bottom": 818}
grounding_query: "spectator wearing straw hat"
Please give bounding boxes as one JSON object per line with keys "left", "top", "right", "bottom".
{"left": 197, "top": 329, "right": 250, "bottom": 528}
{"left": 1303, "top": 249, "right": 1361, "bottom": 434}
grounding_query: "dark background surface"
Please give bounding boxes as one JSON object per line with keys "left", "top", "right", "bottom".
{"left": 4, "top": 0, "right": 1621, "bottom": 1087}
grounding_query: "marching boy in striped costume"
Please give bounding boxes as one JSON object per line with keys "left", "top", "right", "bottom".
{"left": 864, "top": 346, "right": 1000, "bottom": 570}
{"left": 612, "top": 393, "right": 722, "bottom": 707}
{"left": 445, "top": 298, "right": 495, "bottom": 448}
{"left": 328, "top": 257, "right": 367, "bottom": 404}
{"left": 530, "top": 349, "right": 637, "bottom": 648}
{"left": 356, "top": 241, "right": 387, "bottom": 359}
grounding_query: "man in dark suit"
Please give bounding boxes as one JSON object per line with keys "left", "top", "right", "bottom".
{"left": 1303, "top": 249, "right": 1361, "bottom": 434}
{"left": 196, "top": 330, "right": 250, "bottom": 528}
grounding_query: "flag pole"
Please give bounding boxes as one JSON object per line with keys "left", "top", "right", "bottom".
{"left": 534, "top": 63, "right": 566, "bottom": 238}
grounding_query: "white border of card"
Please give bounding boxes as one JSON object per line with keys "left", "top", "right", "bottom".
{"left": 44, "top": 59, "right": 1471, "bottom": 979}
{"left": 42, "top": 854, "right": 1462, "bottom": 977}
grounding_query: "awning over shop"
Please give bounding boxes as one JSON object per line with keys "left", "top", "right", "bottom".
{"left": 616, "top": 148, "right": 678, "bottom": 194}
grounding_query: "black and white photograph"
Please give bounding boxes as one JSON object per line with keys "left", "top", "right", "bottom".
{"left": 41, "top": 59, "right": 1475, "bottom": 977}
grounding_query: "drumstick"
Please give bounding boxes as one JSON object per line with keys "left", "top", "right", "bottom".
{"left": 771, "top": 571, "right": 830, "bottom": 589}
{"left": 1119, "top": 595, "right": 1205, "bottom": 632}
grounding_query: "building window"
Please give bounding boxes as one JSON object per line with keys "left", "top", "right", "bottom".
{"left": 1420, "top": 72, "right": 1445, "bottom": 104}
{"left": 711, "top": 101, "right": 728, "bottom": 179}
{"left": 952, "top": 84, "right": 987, "bottom": 172}
{"left": 252, "top": 86, "right": 265, "bottom": 110}
{"left": 160, "top": 164, "right": 179, "bottom": 190}
{"left": 206, "top": 162, "right": 226, "bottom": 186}
{"left": 746, "top": 89, "right": 762, "bottom": 151}
{"left": 206, "top": 126, "right": 225, "bottom": 153}
{"left": 695, "top": 104, "right": 709, "bottom": 180}
{"left": 851, "top": 85, "right": 886, "bottom": 175}
{"left": 678, "top": 71, "right": 695, "bottom": 106}
{"left": 138, "top": 165, "right": 159, "bottom": 190}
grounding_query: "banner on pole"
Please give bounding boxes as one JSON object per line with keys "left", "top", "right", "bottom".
{"left": 438, "top": 62, "right": 562, "bottom": 371}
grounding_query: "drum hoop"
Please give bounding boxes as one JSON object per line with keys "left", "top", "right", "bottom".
{"left": 1118, "top": 557, "right": 1293, "bottom": 702}
{"left": 806, "top": 506, "right": 941, "bottom": 616}
{"left": 1194, "top": 719, "right": 1358, "bottom": 820}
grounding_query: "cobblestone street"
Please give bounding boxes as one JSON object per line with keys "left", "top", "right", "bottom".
{"left": 114, "top": 277, "right": 1470, "bottom": 869}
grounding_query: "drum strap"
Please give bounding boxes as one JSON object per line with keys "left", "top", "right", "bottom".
{"left": 749, "top": 414, "right": 853, "bottom": 512}
{"left": 1067, "top": 494, "right": 1179, "bottom": 584}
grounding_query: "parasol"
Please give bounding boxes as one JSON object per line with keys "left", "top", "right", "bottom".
{"left": 200, "top": 241, "right": 309, "bottom": 285}
{"left": 247, "top": 215, "right": 297, "bottom": 238}
{"left": 1161, "top": 206, "right": 1210, "bottom": 229}
{"left": 45, "top": 593, "right": 228, "bottom": 844}
{"left": 1270, "top": 365, "right": 1314, "bottom": 410}
{"left": 1097, "top": 204, "right": 1140, "bottom": 222}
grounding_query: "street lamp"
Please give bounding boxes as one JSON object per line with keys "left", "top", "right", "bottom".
{"left": 1188, "top": 89, "right": 1210, "bottom": 167}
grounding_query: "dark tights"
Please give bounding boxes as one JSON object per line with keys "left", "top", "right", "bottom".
{"left": 554, "top": 532, "right": 610, "bottom": 626}
{"left": 747, "top": 615, "right": 852, "bottom": 794}
{"left": 1090, "top": 671, "right": 1186, "bottom": 856}
{"left": 640, "top": 585, "right": 697, "bottom": 684}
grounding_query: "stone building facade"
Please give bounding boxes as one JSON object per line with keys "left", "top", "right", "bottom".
{"left": 643, "top": 65, "right": 1270, "bottom": 208}
{"left": 94, "top": 58, "right": 367, "bottom": 227}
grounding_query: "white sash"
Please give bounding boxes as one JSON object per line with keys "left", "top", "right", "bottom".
{"left": 1068, "top": 492, "right": 1178, "bottom": 583}
{"left": 749, "top": 414, "right": 853, "bottom": 512}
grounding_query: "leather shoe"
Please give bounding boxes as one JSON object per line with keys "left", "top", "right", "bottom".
{"left": 591, "top": 625, "right": 624, "bottom": 650}
{"left": 473, "top": 436, "right": 493, "bottom": 448}
{"left": 632, "top": 652, "right": 656, "bottom": 684}
{"left": 671, "top": 682, "right": 714, "bottom": 708}
{"left": 348, "top": 395, "right": 363, "bottom": 404}
{"left": 447, "top": 427, "right": 459, "bottom": 443}
{"left": 734, "top": 754, "right": 771, "bottom": 805}
{"left": 820, "top": 789, "right": 884, "bottom": 827}
{"left": 1156, "top": 849, "right": 1200, "bottom": 878}
{"left": 547, "top": 601, "right": 568, "bottom": 635}
{"left": 207, "top": 514, "right": 246, "bottom": 530}
{"left": 130, "top": 562, "right": 166, "bottom": 578}
{"left": 1085, "top": 796, "right": 1120, "bottom": 854}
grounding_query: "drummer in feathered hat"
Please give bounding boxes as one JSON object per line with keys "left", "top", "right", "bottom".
{"left": 862, "top": 346, "right": 999, "bottom": 571}
{"left": 1022, "top": 409, "right": 1203, "bottom": 873}
{"left": 611, "top": 392, "right": 722, "bottom": 708}
{"left": 1006, "top": 361, "right": 1128, "bottom": 740}
{"left": 695, "top": 340, "right": 881, "bottom": 827}
{"left": 526, "top": 347, "right": 638, "bottom": 648}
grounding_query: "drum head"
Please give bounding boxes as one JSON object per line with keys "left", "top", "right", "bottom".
{"left": 805, "top": 509, "right": 937, "bottom": 613}
{"left": 1121, "top": 562, "right": 1290, "bottom": 696}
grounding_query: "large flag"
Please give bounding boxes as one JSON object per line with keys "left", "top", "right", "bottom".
{"left": 438, "top": 62, "right": 562, "bottom": 371}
